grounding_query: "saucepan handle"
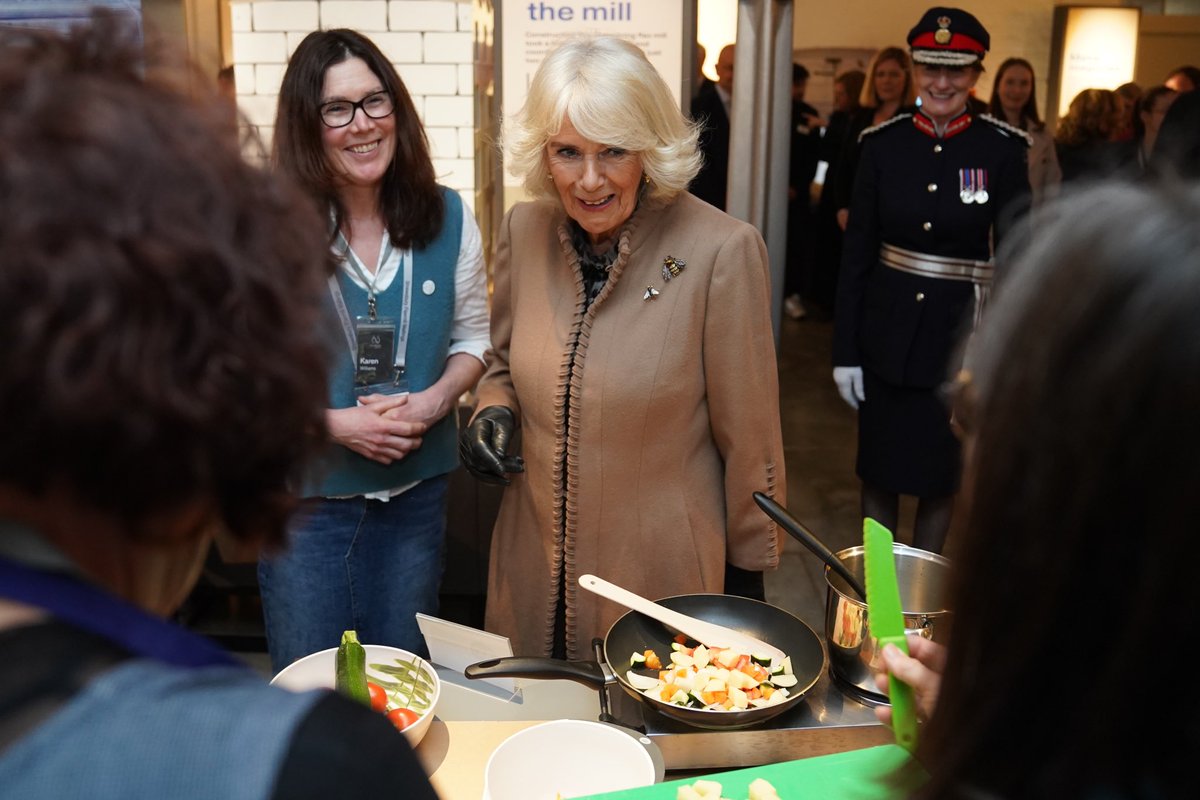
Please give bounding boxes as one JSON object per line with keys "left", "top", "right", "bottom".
{"left": 464, "top": 656, "right": 608, "bottom": 689}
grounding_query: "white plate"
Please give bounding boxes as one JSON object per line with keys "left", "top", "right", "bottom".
{"left": 270, "top": 644, "right": 440, "bottom": 748}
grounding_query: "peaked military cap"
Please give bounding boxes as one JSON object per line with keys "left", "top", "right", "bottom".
{"left": 907, "top": 7, "right": 989, "bottom": 67}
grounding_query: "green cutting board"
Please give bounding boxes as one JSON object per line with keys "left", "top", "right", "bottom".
{"left": 577, "top": 745, "right": 926, "bottom": 800}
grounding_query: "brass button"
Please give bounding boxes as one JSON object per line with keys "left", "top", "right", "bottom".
{"left": 916, "top": 292, "right": 926, "bottom": 302}
{"left": 922, "top": 221, "right": 933, "bottom": 231}
{"left": 933, "top": 144, "right": 943, "bottom": 153}
{"left": 927, "top": 183, "right": 938, "bottom": 192}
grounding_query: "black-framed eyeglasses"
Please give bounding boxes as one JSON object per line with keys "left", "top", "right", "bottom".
{"left": 319, "top": 91, "right": 394, "bottom": 129}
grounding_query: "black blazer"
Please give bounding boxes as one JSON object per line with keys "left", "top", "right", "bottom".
{"left": 832, "top": 112, "right": 1031, "bottom": 387}
{"left": 689, "top": 89, "right": 731, "bottom": 210}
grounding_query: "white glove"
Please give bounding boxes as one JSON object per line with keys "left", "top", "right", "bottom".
{"left": 833, "top": 366, "right": 865, "bottom": 410}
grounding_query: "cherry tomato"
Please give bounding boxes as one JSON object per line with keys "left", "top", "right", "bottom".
{"left": 387, "top": 707, "right": 421, "bottom": 731}
{"left": 367, "top": 681, "right": 388, "bottom": 713}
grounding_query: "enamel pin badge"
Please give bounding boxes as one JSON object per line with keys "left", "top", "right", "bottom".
{"left": 661, "top": 255, "right": 686, "bottom": 281}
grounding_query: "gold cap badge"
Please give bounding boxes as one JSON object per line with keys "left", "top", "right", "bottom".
{"left": 935, "top": 16, "right": 952, "bottom": 44}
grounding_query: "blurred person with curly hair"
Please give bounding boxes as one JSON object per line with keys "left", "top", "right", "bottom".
{"left": 0, "top": 15, "right": 437, "bottom": 800}
{"left": 1055, "top": 88, "right": 1135, "bottom": 183}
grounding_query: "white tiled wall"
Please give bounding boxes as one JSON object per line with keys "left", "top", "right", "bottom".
{"left": 230, "top": 0, "right": 476, "bottom": 211}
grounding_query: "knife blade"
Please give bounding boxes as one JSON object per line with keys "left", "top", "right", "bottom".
{"left": 862, "top": 517, "right": 917, "bottom": 753}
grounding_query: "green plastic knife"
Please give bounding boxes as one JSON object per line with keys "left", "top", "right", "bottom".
{"left": 863, "top": 517, "right": 918, "bottom": 753}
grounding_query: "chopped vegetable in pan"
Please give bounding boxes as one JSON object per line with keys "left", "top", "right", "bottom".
{"left": 626, "top": 639, "right": 797, "bottom": 712}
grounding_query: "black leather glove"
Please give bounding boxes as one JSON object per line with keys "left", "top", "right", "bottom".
{"left": 459, "top": 405, "right": 524, "bottom": 486}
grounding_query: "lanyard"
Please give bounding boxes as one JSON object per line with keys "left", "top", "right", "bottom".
{"left": 0, "top": 552, "right": 241, "bottom": 670}
{"left": 0, "top": 520, "right": 241, "bottom": 669}
{"left": 329, "top": 231, "right": 413, "bottom": 372}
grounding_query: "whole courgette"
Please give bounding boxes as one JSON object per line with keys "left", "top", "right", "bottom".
{"left": 335, "top": 630, "right": 370, "bottom": 706}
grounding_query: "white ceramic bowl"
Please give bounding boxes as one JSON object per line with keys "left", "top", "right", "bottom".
{"left": 270, "top": 644, "right": 440, "bottom": 748}
{"left": 483, "top": 719, "right": 658, "bottom": 800}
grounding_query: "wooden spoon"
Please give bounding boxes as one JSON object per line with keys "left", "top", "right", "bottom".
{"left": 578, "top": 574, "right": 787, "bottom": 663}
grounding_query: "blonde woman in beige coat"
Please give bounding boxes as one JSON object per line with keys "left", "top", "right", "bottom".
{"left": 459, "top": 36, "right": 786, "bottom": 660}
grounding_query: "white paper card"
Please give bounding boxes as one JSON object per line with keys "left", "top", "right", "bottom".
{"left": 416, "top": 613, "right": 518, "bottom": 694}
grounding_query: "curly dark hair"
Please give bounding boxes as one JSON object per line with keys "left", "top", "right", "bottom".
{"left": 272, "top": 29, "right": 444, "bottom": 250}
{"left": 0, "top": 16, "right": 332, "bottom": 547}
{"left": 1055, "top": 88, "right": 1118, "bottom": 147}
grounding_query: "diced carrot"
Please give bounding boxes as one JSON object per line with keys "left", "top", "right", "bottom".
{"left": 644, "top": 650, "right": 662, "bottom": 670}
{"left": 675, "top": 667, "right": 688, "bottom": 679}
{"left": 674, "top": 633, "right": 688, "bottom": 645}
{"left": 659, "top": 670, "right": 671, "bottom": 682}
{"left": 746, "top": 687, "right": 762, "bottom": 700}
{"left": 700, "top": 691, "right": 716, "bottom": 704}
{"left": 711, "top": 691, "right": 727, "bottom": 704}
{"left": 660, "top": 684, "right": 677, "bottom": 701}
{"left": 721, "top": 698, "right": 735, "bottom": 710}
{"left": 735, "top": 655, "right": 751, "bottom": 671}
{"left": 761, "top": 685, "right": 775, "bottom": 699}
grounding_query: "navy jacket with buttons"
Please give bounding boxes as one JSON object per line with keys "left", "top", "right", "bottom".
{"left": 833, "top": 110, "right": 1029, "bottom": 388}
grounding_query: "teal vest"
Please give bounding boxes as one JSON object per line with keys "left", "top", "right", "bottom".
{"left": 308, "top": 187, "right": 463, "bottom": 497}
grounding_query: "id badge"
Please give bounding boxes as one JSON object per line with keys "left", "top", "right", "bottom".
{"left": 354, "top": 317, "right": 408, "bottom": 397}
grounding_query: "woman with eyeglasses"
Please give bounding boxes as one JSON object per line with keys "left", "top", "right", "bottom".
{"left": 458, "top": 36, "right": 785, "bottom": 660}
{"left": 262, "top": 29, "right": 489, "bottom": 673}
{"left": 832, "top": 7, "right": 1030, "bottom": 555}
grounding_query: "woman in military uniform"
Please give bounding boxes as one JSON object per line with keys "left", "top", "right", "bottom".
{"left": 831, "top": 6, "right": 1030, "bottom": 553}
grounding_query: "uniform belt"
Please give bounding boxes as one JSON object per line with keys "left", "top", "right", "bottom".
{"left": 880, "top": 243, "right": 993, "bottom": 328}
{"left": 880, "top": 243, "right": 994, "bottom": 285}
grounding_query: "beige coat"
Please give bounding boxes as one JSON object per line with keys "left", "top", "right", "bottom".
{"left": 1027, "top": 123, "right": 1062, "bottom": 206}
{"left": 474, "top": 192, "right": 786, "bottom": 659}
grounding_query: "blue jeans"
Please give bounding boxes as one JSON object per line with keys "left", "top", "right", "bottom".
{"left": 258, "top": 476, "right": 448, "bottom": 674}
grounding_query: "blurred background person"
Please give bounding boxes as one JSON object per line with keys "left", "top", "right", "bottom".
{"left": 987, "top": 57, "right": 1061, "bottom": 205}
{"left": 1164, "top": 64, "right": 1200, "bottom": 94}
{"left": 1151, "top": 86, "right": 1200, "bottom": 178}
{"left": 694, "top": 42, "right": 715, "bottom": 100}
{"left": 832, "top": 46, "right": 916, "bottom": 233}
{"left": 690, "top": 42, "right": 736, "bottom": 209}
{"left": 832, "top": 6, "right": 1030, "bottom": 554}
{"left": 812, "top": 69, "right": 866, "bottom": 316}
{"left": 459, "top": 36, "right": 785, "bottom": 660}
{"left": 784, "top": 62, "right": 826, "bottom": 321}
{"left": 873, "top": 182, "right": 1200, "bottom": 800}
{"left": 1112, "top": 81, "right": 1142, "bottom": 143}
{"left": 0, "top": 16, "right": 437, "bottom": 798}
{"left": 1133, "top": 85, "right": 1178, "bottom": 174}
{"left": 1055, "top": 88, "right": 1135, "bottom": 184}
{"left": 262, "top": 29, "right": 489, "bottom": 673}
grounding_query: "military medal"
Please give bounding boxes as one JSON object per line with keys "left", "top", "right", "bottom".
{"left": 959, "top": 169, "right": 989, "bottom": 204}
{"left": 661, "top": 255, "right": 686, "bottom": 281}
{"left": 959, "top": 169, "right": 974, "bottom": 204}
{"left": 973, "top": 168, "right": 989, "bottom": 204}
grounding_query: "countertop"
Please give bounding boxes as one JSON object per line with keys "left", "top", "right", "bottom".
{"left": 416, "top": 667, "right": 892, "bottom": 800}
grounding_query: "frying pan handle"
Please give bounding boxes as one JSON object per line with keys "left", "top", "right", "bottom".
{"left": 753, "top": 491, "right": 868, "bottom": 601}
{"left": 464, "top": 656, "right": 608, "bottom": 689}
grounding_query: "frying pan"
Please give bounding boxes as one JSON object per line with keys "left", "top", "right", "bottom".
{"left": 465, "top": 593, "right": 825, "bottom": 731}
